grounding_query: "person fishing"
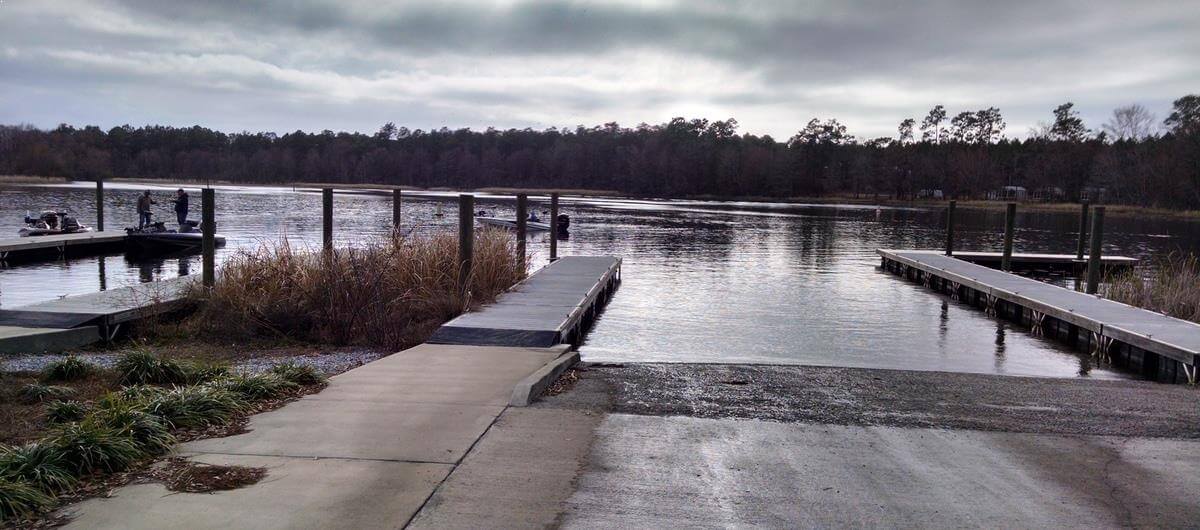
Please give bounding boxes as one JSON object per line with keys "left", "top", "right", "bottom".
{"left": 171, "top": 188, "right": 189, "bottom": 225}
{"left": 136, "top": 190, "right": 156, "bottom": 229}
{"left": 528, "top": 210, "right": 541, "bottom": 223}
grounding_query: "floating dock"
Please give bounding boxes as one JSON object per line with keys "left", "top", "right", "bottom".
{"left": 0, "top": 231, "right": 128, "bottom": 263}
{"left": 941, "top": 250, "right": 1137, "bottom": 273}
{"left": 429, "top": 256, "right": 621, "bottom": 348}
{"left": 0, "top": 276, "right": 195, "bottom": 354}
{"left": 879, "top": 249, "right": 1199, "bottom": 383}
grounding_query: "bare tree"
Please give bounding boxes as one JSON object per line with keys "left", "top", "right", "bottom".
{"left": 1101, "top": 104, "right": 1157, "bottom": 141}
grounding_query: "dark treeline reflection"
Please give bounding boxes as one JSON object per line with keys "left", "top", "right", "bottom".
{"left": 2, "top": 96, "right": 1198, "bottom": 208}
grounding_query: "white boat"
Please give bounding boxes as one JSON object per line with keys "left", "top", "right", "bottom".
{"left": 19, "top": 211, "right": 93, "bottom": 237}
{"left": 476, "top": 216, "right": 551, "bottom": 231}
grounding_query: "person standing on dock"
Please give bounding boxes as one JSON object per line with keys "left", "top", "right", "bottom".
{"left": 136, "top": 190, "right": 156, "bottom": 229}
{"left": 171, "top": 188, "right": 189, "bottom": 225}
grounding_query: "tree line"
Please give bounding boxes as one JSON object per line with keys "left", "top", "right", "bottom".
{"left": 1, "top": 95, "right": 1198, "bottom": 208}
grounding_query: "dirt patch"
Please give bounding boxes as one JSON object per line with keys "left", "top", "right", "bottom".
{"left": 0, "top": 372, "right": 115, "bottom": 445}
{"left": 148, "top": 457, "right": 267, "bottom": 493}
{"left": 541, "top": 368, "right": 581, "bottom": 397}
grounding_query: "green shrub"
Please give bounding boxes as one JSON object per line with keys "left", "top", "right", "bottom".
{"left": 115, "top": 351, "right": 187, "bottom": 385}
{"left": 18, "top": 384, "right": 76, "bottom": 404}
{"left": 144, "top": 386, "right": 245, "bottom": 429}
{"left": 0, "top": 443, "right": 77, "bottom": 493}
{"left": 90, "top": 396, "right": 175, "bottom": 456}
{"left": 40, "top": 356, "right": 94, "bottom": 383}
{"left": 211, "top": 373, "right": 299, "bottom": 400}
{"left": 44, "top": 401, "right": 87, "bottom": 425}
{"left": 269, "top": 362, "right": 326, "bottom": 386}
{"left": 0, "top": 476, "right": 52, "bottom": 521}
{"left": 111, "top": 385, "right": 167, "bottom": 404}
{"left": 48, "top": 421, "right": 142, "bottom": 475}
{"left": 182, "top": 361, "right": 230, "bottom": 384}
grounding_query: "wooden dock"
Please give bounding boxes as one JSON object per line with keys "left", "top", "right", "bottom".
{"left": 878, "top": 249, "right": 1200, "bottom": 383}
{"left": 0, "top": 231, "right": 128, "bottom": 262}
{"left": 429, "top": 256, "right": 621, "bottom": 348}
{"left": 940, "top": 250, "right": 1137, "bottom": 272}
{"left": 0, "top": 276, "right": 196, "bottom": 353}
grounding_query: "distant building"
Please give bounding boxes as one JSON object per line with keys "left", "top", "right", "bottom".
{"left": 987, "top": 186, "right": 1027, "bottom": 201}
{"left": 1032, "top": 186, "right": 1065, "bottom": 202}
{"left": 917, "top": 189, "right": 944, "bottom": 199}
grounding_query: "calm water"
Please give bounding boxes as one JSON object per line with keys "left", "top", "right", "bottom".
{"left": 3, "top": 182, "right": 1199, "bottom": 379}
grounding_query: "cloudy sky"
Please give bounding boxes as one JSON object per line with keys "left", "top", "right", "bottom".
{"left": 1, "top": 0, "right": 1197, "bottom": 139}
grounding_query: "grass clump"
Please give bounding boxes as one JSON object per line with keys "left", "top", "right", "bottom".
{"left": 182, "top": 360, "right": 230, "bottom": 384}
{"left": 40, "top": 356, "right": 94, "bottom": 383}
{"left": 44, "top": 401, "right": 87, "bottom": 425}
{"left": 269, "top": 362, "right": 326, "bottom": 386}
{"left": 92, "top": 395, "right": 175, "bottom": 456}
{"left": 115, "top": 350, "right": 187, "bottom": 386}
{"left": 0, "top": 477, "right": 52, "bottom": 520}
{"left": 1105, "top": 253, "right": 1200, "bottom": 323}
{"left": 189, "top": 230, "right": 525, "bottom": 349}
{"left": 0, "top": 443, "right": 78, "bottom": 493}
{"left": 212, "top": 373, "right": 299, "bottom": 400}
{"left": 144, "top": 386, "right": 245, "bottom": 429}
{"left": 19, "top": 384, "right": 76, "bottom": 404}
{"left": 48, "top": 420, "right": 142, "bottom": 475}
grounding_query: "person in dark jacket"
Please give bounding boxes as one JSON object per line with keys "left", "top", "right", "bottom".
{"left": 171, "top": 189, "right": 189, "bottom": 225}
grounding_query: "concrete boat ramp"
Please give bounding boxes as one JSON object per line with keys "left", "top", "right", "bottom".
{"left": 0, "top": 276, "right": 194, "bottom": 354}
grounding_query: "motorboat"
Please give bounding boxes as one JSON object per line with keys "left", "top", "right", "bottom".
{"left": 125, "top": 219, "right": 225, "bottom": 254}
{"left": 475, "top": 213, "right": 570, "bottom": 233}
{"left": 19, "top": 210, "right": 93, "bottom": 237}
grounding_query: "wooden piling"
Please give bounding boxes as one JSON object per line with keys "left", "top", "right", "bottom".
{"left": 458, "top": 194, "right": 474, "bottom": 295}
{"left": 202, "top": 188, "right": 215, "bottom": 287}
{"left": 516, "top": 194, "right": 528, "bottom": 262}
{"left": 1001, "top": 202, "right": 1016, "bottom": 271}
{"left": 549, "top": 192, "right": 559, "bottom": 261}
{"left": 392, "top": 189, "right": 402, "bottom": 233}
{"left": 944, "top": 200, "right": 956, "bottom": 256}
{"left": 322, "top": 188, "right": 333, "bottom": 251}
{"left": 1075, "top": 201, "right": 1090, "bottom": 260}
{"left": 1086, "top": 206, "right": 1106, "bottom": 295}
{"left": 95, "top": 180, "right": 104, "bottom": 231}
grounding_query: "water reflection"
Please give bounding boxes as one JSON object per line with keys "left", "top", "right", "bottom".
{"left": 4, "top": 181, "right": 1200, "bottom": 379}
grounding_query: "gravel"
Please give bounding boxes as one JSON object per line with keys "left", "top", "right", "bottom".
{"left": 1, "top": 349, "right": 389, "bottom": 376}
{"left": 539, "top": 362, "right": 1200, "bottom": 439}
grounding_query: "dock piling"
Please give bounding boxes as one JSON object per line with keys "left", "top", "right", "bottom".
{"left": 516, "top": 194, "right": 528, "bottom": 263}
{"left": 95, "top": 180, "right": 104, "bottom": 231}
{"left": 392, "top": 189, "right": 402, "bottom": 233}
{"left": 550, "top": 192, "right": 559, "bottom": 261}
{"left": 944, "top": 200, "right": 956, "bottom": 256}
{"left": 1086, "top": 206, "right": 1106, "bottom": 295}
{"left": 202, "top": 188, "right": 215, "bottom": 287}
{"left": 322, "top": 188, "right": 333, "bottom": 252}
{"left": 1001, "top": 202, "right": 1016, "bottom": 271}
{"left": 458, "top": 194, "right": 474, "bottom": 295}
{"left": 1076, "top": 201, "right": 1090, "bottom": 260}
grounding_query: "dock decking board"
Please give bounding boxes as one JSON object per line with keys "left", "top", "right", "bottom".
{"left": 0, "top": 231, "right": 128, "bottom": 261}
{"left": 879, "top": 249, "right": 1200, "bottom": 368}
{"left": 428, "top": 256, "right": 621, "bottom": 348}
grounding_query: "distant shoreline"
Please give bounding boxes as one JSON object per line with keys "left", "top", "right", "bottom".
{"left": 2, "top": 174, "right": 1197, "bottom": 220}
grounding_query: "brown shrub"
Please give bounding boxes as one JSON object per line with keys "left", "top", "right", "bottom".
{"left": 1104, "top": 253, "right": 1200, "bottom": 323}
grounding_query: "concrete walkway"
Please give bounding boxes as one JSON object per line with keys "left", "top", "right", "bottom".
{"left": 61, "top": 343, "right": 570, "bottom": 530}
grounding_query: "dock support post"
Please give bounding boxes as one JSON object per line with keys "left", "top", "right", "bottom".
{"left": 1075, "top": 200, "right": 1089, "bottom": 260}
{"left": 458, "top": 194, "right": 474, "bottom": 296}
{"left": 1086, "top": 206, "right": 1106, "bottom": 295}
{"left": 516, "top": 194, "right": 528, "bottom": 265}
{"left": 549, "top": 192, "right": 559, "bottom": 261}
{"left": 95, "top": 180, "right": 105, "bottom": 231}
{"left": 392, "top": 189, "right": 402, "bottom": 234}
{"left": 1001, "top": 202, "right": 1016, "bottom": 271}
{"left": 944, "top": 200, "right": 956, "bottom": 256}
{"left": 322, "top": 188, "right": 333, "bottom": 252}
{"left": 202, "top": 188, "right": 215, "bottom": 288}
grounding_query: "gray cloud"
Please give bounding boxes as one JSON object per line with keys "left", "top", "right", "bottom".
{"left": 0, "top": 0, "right": 1197, "bottom": 138}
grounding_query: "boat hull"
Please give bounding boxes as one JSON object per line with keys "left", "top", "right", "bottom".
{"left": 476, "top": 217, "right": 551, "bottom": 231}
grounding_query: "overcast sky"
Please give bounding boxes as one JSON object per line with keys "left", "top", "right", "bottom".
{"left": 1, "top": 0, "right": 1197, "bottom": 140}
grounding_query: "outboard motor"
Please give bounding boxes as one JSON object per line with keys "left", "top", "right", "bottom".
{"left": 179, "top": 220, "right": 201, "bottom": 233}
{"left": 556, "top": 214, "right": 570, "bottom": 233}
{"left": 62, "top": 216, "right": 81, "bottom": 231}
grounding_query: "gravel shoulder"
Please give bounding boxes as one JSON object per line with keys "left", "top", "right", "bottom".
{"left": 539, "top": 362, "right": 1200, "bottom": 438}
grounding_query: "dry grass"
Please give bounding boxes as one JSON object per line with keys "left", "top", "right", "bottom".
{"left": 185, "top": 229, "right": 526, "bottom": 350}
{"left": 1104, "top": 253, "right": 1200, "bottom": 323}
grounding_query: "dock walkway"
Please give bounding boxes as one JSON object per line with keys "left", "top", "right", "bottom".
{"left": 430, "top": 256, "right": 621, "bottom": 348}
{"left": 879, "top": 249, "right": 1200, "bottom": 383}
{"left": 0, "top": 276, "right": 195, "bottom": 353}
{"left": 0, "top": 231, "right": 128, "bottom": 262}
{"left": 942, "top": 250, "right": 1137, "bottom": 272}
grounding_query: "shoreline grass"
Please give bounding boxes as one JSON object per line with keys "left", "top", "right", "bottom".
{"left": 1104, "top": 253, "right": 1200, "bottom": 324}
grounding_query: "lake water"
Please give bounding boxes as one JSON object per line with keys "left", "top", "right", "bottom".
{"left": 3, "top": 181, "right": 1199, "bottom": 379}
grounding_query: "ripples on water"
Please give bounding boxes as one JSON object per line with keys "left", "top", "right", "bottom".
{"left": 3, "top": 182, "right": 1198, "bottom": 379}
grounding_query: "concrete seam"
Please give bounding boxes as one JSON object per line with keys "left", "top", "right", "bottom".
{"left": 181, "top": 450, "right": 457, "bottom": 466}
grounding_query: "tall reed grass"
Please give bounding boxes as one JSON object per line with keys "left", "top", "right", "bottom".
{"left": 1104, "top": 253, "right": 1200, "bottom": 324}
{"left": 187, "top": 229, "right": 526, "bottom": 349}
